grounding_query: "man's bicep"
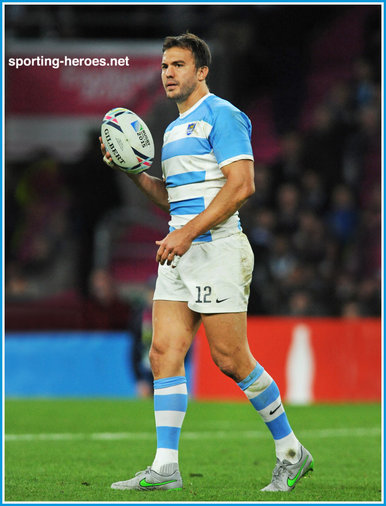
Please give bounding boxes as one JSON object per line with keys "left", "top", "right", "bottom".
{"left": 209, "top": 107, "right": 253, "bottom": 165}
{"left": 221, "top": 159, "right": 255, "bottom": 184}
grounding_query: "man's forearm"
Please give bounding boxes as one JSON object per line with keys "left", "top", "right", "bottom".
{"left": 154, "top": 159, "right": 254, "bottom": 265}
{"left": 128, "top": 172, "right": 170, "bottom": 212}
{"left": 182, "top": 179, "right": 251, "bottom": 241}
{"left": 182, "top": 159, "right": 255, "bottom": 241}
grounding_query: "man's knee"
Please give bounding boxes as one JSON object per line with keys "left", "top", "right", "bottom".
{"left": 149, "top": 338, "right": 190, "bottom": 377}
{"left": 149, "top": 343, "right": 167, "bottom": 378}
{"left": 149, "top": 341, "right": 166, "bottom": 371}
{"left": 150, "top": 337, "right": 189, "bottom": 359}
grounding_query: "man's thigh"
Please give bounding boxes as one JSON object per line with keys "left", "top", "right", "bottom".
{"left": 151, "top": 300, "right": 201, "bottom": 378}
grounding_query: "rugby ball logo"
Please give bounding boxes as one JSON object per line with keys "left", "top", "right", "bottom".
{"left": 101, "top": 108, "right": 154, "bottom": 174}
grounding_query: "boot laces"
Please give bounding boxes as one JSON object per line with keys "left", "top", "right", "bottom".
{"left": 272, "top": 460, "right": 290, "bottom": 480}
{"left": 135, "top": 466, "right": 152, "bottom": 477}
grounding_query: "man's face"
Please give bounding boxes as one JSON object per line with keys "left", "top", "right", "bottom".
{"left": 161, "top": 47, "right": 201, "bottom": 103}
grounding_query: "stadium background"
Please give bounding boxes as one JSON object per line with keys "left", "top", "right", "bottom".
{"left": 5, "top": 4, "right": 381, "bottom": 402}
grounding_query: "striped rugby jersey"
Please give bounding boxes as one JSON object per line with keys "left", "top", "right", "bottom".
{"left": 162, "top": 93, "right": 254, "bottom": 243}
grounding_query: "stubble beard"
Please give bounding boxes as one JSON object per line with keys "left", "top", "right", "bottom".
{"left": 165, "top": 80, "right": 197, "bottom": 104}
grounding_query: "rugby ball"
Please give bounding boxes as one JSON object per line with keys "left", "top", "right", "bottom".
{"left": 101, "top": 107, "right": 154, "bottom": 174}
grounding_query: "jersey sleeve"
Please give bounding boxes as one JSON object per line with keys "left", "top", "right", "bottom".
{"left": 208, "top": 105, "right": 254, "bottom": 168}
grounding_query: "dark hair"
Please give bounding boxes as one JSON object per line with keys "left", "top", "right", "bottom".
{"left": 162, "top": 32, "right": 211, "bottom": 70}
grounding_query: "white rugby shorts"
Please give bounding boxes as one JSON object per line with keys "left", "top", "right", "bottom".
{"left": 153, "top": 232, "right": 254, "bottom": 313}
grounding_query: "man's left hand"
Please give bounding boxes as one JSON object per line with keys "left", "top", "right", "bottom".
{"left": 155, "top": 228, "right": 193, "bottom": 267}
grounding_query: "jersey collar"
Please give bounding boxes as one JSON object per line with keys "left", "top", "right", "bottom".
{"left": 179, "top": 93, "right": 213, "bottom": 119}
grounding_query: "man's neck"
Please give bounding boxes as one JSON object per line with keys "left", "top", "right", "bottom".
{"left": 177, "top": 84, "right": 210, "bottom": 115}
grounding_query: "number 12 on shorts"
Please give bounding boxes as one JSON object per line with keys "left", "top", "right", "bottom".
{"left": 195, "top": 285, "right": 212, "bottom": 303}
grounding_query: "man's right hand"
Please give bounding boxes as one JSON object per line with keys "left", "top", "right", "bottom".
{"left": 99, "top": 136, "right": 119, "bottom": 169}
{"left": 99, "top": 136, "right": 170, "bottom": 212}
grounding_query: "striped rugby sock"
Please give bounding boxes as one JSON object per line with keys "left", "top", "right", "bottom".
{"left": 238, "top": 363, "right": 301, "bottom": 463}
{"left": 151, "top": 376, "right": 187, "bottom": 473}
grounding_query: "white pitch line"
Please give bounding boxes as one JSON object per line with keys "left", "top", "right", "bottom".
{"left": 5, "top": 426, "right": 381, "bottom": 442}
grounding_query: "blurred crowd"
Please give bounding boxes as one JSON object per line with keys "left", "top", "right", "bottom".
{"left": 6, "top": 135, "right": 123, "bottom": 300}
{"left": 242, "top": 58, "right": 381, "bottom": 317}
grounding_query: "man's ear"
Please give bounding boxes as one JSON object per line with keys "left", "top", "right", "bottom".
{"left": 197, "top": 66, "right": 209, "bottom": 82}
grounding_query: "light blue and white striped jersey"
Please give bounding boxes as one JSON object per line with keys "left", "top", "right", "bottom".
{"left": 162, "top": 93, "right": 254, "bottom": 243}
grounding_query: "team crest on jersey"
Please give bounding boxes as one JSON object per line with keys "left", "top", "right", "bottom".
{"left": 186, "top": 122, "right": 197, "bottom": 136}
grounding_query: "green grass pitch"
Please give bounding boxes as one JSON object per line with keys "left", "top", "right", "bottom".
{"left": 5, "top": 399, "right": 382, "bottom": 502}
